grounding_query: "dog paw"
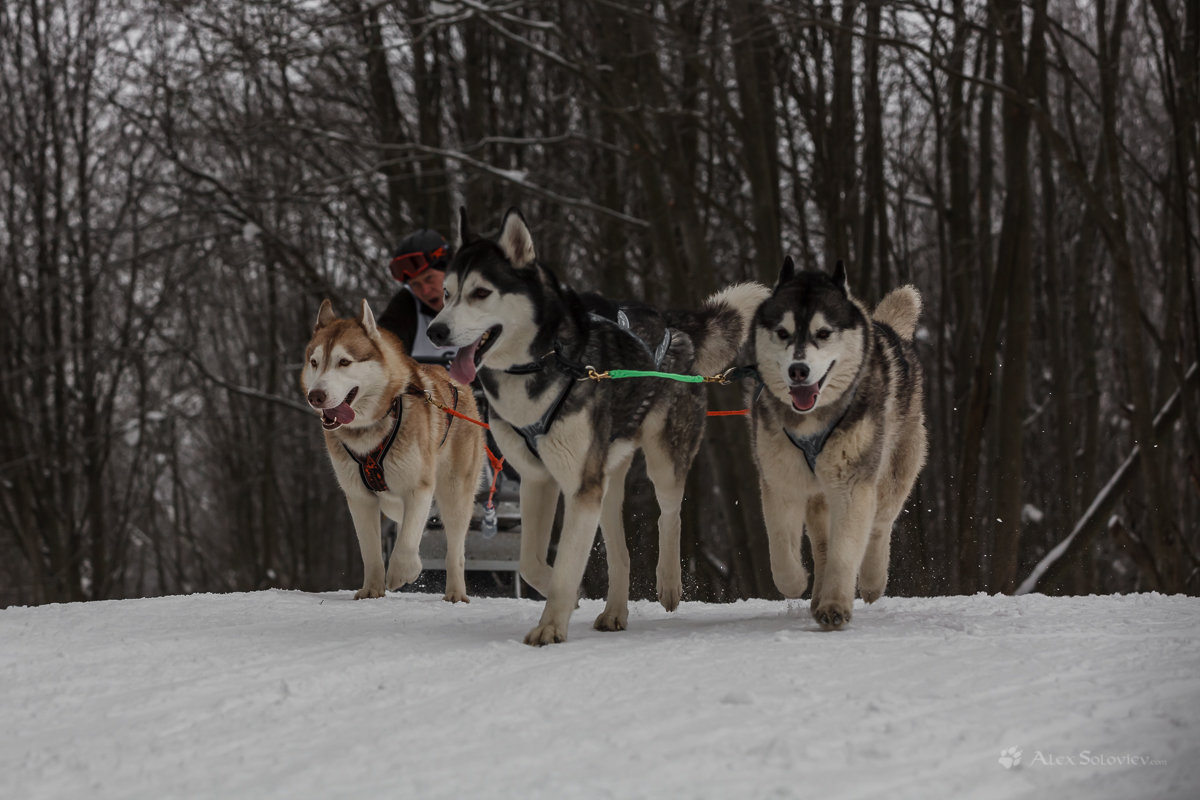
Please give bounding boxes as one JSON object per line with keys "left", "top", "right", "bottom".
{"left": 523, "top": 622, "right": 568, "bottom": 646}
{"left": 354, "top": 586, "right": 385, "bottom": 600}
{"left": 385, "top": 556, "right": 422, "bottom": 590}
{"left": 811, "top": 600, "right": 852, "bottom": 630}
{"left": 656, "top": 577, "right": 682, "bottom": 613}
{"left": 593, "top": 607, "right": 628, "bottom": 632}
{"left": 442, "top": 589, "right": 470, "bottom": 604}
{"left": 860, "top": 587, "right": 884, "bottom": 604}
{"left": 774, "top": 575, "right": 809, "bottom": 599}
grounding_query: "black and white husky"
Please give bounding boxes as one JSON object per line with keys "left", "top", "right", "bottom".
{"left": 428, "top": 207, "right": 768, "bottom": 645}
{"left": 749, "top": 257, "right": 927, "bottom": 630}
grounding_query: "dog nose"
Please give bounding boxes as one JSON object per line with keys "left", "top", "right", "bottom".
{"left": 788, "top": 362, "right": 811, "bottom": 384}
{"left": 427, "top": 322, "right": 449, "bottom": 346}
{"left": 307, "top": 389, "right": 326, "bottom": 407}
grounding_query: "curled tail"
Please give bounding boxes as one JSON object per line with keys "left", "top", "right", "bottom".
{"left": 873, "top": 285, "right": 922, "bottom": 341}
{"left": 668, "top": 282, "right": 771, "bottom": 375}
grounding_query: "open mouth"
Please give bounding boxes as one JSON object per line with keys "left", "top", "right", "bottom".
{"left": 449, "top": 325, "right": 501, "bottom": 386}
{"left": 789, "top": 361, "right": 835, "bottom": 413}
{"left": 320, "top": 387, "right": 358, "bottom": 431}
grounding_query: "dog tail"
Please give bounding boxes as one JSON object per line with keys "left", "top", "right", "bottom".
{"left": 672, "top": 282, "right": 771, "bottom": 375}
{"left": 873, "top": 285, "right": 922, "bottom": 341}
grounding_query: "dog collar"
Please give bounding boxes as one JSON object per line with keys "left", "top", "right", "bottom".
{"left": 505, "top": 342, "right": 590, "bottom": 380}
{"left": 782, "top": 387, "right": 857, "bottom": 473}
{"left": 342, "top": 397, "right": 402, "bottom": 492}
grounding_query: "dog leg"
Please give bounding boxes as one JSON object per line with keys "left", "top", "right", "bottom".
{"left": 806, "top": 494, "right": 829, "bottom": 609}
{"left": 386, "top": 487, "right": 434, "bottom": 592}
{"left": 761, "top": 479, "right": 809, "bottom": 599}
{"left": 860, "top": 428, "right": 925, "bottom": 603}
{"left": 524, "top": 486, "right": 603, "bottom": 646}
{"left": 858, "top": 519, "right": 892, "bottom": 604}
{"left": 436, "top": 486, "right": 473, "bottom": 604}
{"left": 517, "top": 472, "right": 558, "bottom": 596}
{"left": 349, "top": 499, "right": 387, "bottom": 599}
{"left": 643, "top": 439, "right": 686, "bottom": 612}
{"left": 594, "top": 456, "right": 632, "bottom": 632}
{"left": 813, "top": 483, "right": 876, "bottom": 630}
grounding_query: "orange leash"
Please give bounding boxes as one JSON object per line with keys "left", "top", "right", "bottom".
{"left": 483, "top": 446, "right": 504, "bottom": 511}
{"left": 416, "top": 389, "right": 506, "bottom": 513}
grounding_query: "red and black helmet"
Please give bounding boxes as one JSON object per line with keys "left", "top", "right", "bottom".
{"left": 389, "top": 229, "right": 451, "bottom": 282}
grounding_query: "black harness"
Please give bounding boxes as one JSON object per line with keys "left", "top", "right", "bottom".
{"left": 500, "top": 308, "right": 672, "bottom": 459}
{"left": 342, "top": 385, "right": 459, "bottom": 493}
{"left": 342, "top": 397, "right": 403, "bottom": 493}
{"left": 781, "top": 386, "right": 858, "bottom": 473}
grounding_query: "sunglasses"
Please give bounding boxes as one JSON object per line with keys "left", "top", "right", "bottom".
{"left": 390, "top": 246, "right": 447, "bottom": 282}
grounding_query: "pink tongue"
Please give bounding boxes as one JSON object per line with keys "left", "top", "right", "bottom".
{"left": 449, "top": 341, "right": 479, "bottom": 386}
{"left": 790, "top": 383, "right": 819, "bottom": 412}
{"left": 327, "top": 402, "right": 355, "bottom": 424}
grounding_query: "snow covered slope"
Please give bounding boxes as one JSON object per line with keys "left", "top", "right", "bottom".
{"left": 2, "top": 591, "right": 1197, "bottom": 799}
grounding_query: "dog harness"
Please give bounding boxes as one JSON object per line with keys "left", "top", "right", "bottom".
{"left": 781, "top": 386, "right": 857, "bottom": 473}
{"left": 343, "top": 397, "right": 403, "bottom": 492}
{"left": 501, "top": 346, "right": 584, "bottom": 459}
{"left": 499, "top": 308, "right": 674, "bottom": 459}
{"left": 343, "top": 386, "right": 459, "bottom": 492}
{"left": 589, "top": 309, "right": 673, "bottom": 369}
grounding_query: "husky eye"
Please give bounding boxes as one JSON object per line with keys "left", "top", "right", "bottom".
{"left": 815, "top": 328, "right": 832, "bottom": 341}
{"left": 471, "top": 287, "right": 492, "bottom": 300}
{"left": 309, "top": 358, "right": 317, "bottom": 368}
{"left": 338, "top": 358, "right": 351, "bottom": 367}
{"left": 774, "top": 327, "right": 790, "bottom": 341}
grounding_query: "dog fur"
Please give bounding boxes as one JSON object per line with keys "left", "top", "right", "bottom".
{"left": 428, "top": 207, "right": 769, "bottom": 645}
{"left": 302, "top": 299, "right": 483, "bottom": 602}
{"left": 749, "top": 257, "right": 927, "bottom": 629}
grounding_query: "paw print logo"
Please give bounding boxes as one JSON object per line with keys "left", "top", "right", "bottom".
{"left": 998, "top": 746, "right": 1023, "bottom": 769}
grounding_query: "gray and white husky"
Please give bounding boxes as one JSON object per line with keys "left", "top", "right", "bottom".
{"left": 428, "top": 207, "right": 768, "bottom": 645}
{"left": 749, "top": 257, "right": 927, "bottom": 629}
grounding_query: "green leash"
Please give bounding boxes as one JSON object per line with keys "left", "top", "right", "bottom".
{"left": 607, "top": 368, "right": 707, "bottom": 383}
{"left": 580, "top": 364, "right": 764, "bottom": 417}
{"left": 585, "top": 366, "right": 732, "bottom": 384}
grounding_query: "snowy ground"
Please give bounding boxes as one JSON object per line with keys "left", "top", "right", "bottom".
{"left": 2, "top": 590, "right": 1197, "bottom": 800}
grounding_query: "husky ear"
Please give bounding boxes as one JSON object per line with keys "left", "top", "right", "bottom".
{"left": 775, "top": 255, "right": 796, "bottom": 289}
{"left": 456, "top": 206, "right": 477, "bottom": 248}
{"left": 359, "top": 298, "right": 379, "bottom": 339}
{"left": 832, "top": 259, "right": 849, "bottom": 295}
{"left": 534, "top": 261, "right": 561, "bottom": 292}
{"left": 498, "top": 207, "right": 536, "bottom": 268}
{"left": 315, "top": 299, "right": 336, "bottom": 331}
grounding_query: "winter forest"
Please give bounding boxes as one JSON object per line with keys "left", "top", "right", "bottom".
{"left": 1, "top": 0, "right": 1197, "bottom": 608}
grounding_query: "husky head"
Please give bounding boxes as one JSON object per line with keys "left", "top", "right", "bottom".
{"left": 754, "top": 257, "right": 868, "bottom": 414}
{"left": 429, "top": 206, "right": 560, "bottom": 385}
{"left": 302, "top": 299, "right": 395, "bottom": 431}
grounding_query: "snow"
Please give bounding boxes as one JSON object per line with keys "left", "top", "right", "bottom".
{"left": 2, "top": 591, "right": 1197, "bottom": 799}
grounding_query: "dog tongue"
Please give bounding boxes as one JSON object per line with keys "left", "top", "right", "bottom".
{"left": 790, "top": 383, "right": 819, "bottom": 412}
{"left": 449, "top": 341, "right": 479, "bottom": 386}
{"left": 325, "top": 402, "right": 355, "bottom": 425}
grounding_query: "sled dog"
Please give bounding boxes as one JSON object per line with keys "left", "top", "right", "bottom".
{"left": 427, "top": 207, "right": 768, "bottom": 645}
{"left": 302, "top": 299, "right": 483, "bottom": 602}
{"left": 749, "top": 257, "right": 926, "bottom": 629}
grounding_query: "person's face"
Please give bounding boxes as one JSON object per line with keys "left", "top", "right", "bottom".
{"left": 408, "top": 268, "right": 445, "bottom": 311}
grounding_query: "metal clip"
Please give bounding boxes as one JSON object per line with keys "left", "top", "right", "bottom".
{"left": 422, "top": 389, "right": 445, "bottom": 410}
{"left": 583, "top": 366, "right": 610, "bottom": 382}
